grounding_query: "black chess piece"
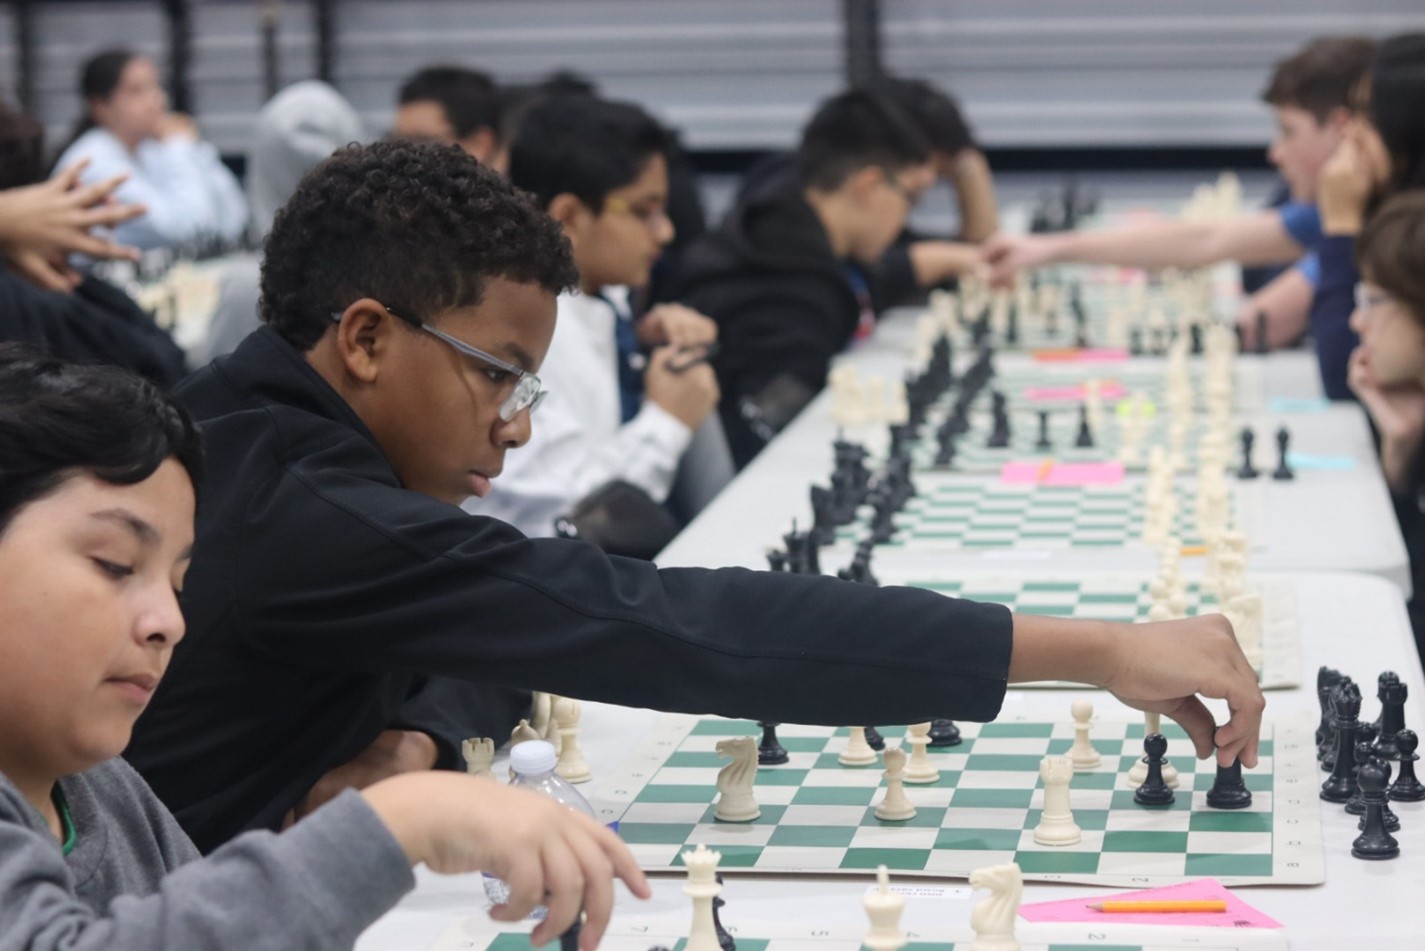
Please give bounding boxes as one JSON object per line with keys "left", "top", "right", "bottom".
{"left": 1350, "top": 743, "right": 1401, "bottom": 833}
{"left": 1376, "top": 675, "right": 1408, "bottom": 760}
{"left": 809, "top": 486, "right": 836, "bottom": 546}
{"left": 1317, "top": 667, "right": 1345, "bottom": 752}
{"left": 1134, "top": 734, "right": 1176, "bottom": 806}
{"left": 1272, "top": 427, "right": 1294, "bottom": 481}
{"left": 928, "top": 719, "right": 962, "bottom": 747}
{"left": 1254, "top": 311, "right": 1269, "bottom": 356}
{"left": 932, "top": 431, "right": 958, "bottom": 469}
{"left": 1129, "top": 326, "right": 1144, "bottom": 356}
{"left": 1006, "top": 301, "right": 1020, "bottom": 346}
{"left": 1074, "top": 403, "right": 1094, "bottom": 448}
{"left": 1189, "top": 323, "right": 1204, "bottom": 356}
{"left": 1206, "top": 756, "right": 1252, "bottom": 809}
{"left": 560, "top": 915, "right": 582, "bottom": 951}
{"left": 757, "top": 721, "right": 789, "bottom": 765}
{"left": 1322, "top": 677, "right": 1356, "bottom": 772}
{"left": 1236, "top": 427, "right": 1259, "bottom": 480}
{"left": 1322, "top": 684, "right": 1363, "bottom": 802}
{"left": 1034, "top": 410, "right": 1052, "bottom": 451}
{"left": 1347, "top": 739, "right": 1376, "bottom": 816}
{"left": 1389, "top": 729, "right": 1425, "bottom": 801}
{"left": 1352, "top": 757, "right": 1401, "bottom": 860}
{"left": 765, "top": 549, "right": 788, "bottom": 572}
{"left": 712, "top": 875, "right": 735, "bottom": 951}
{"left": 864, "top": 726, "right": 885, "bottom": 751}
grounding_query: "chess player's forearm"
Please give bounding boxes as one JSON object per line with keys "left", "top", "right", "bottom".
{"left": 948, "top": 149, "right": 999, "bottom": 243}
{"left": 1034, "top": 214, "right": 1301, "bottom": 271}
{"left": 1005, "top": 614, "right": 1118, "bottom": 686}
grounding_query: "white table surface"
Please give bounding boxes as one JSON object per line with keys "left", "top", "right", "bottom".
{"left": 358, "top": 571, "right": 1425, "bottom": 951}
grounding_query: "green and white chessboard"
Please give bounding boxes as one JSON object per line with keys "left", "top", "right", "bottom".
{"left": 950, "top": 362, "right": 1266, "bottom": 416}
{"left": 433, "top": 913, "right": 1288, "bottom": 951}
{"left": 872, "top": 574, "right": 1299, "bottom": 690}
{"left": 596, "top": 715, "right": 1323, "bottom": 887}
{"left": 831, "top": 478, "right": 1266, "bottom": 551}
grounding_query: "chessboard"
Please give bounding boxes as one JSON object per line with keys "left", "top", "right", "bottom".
{"left": 831, "top": 478, "right": 1267, "bottom": 551}
{"left": 433, "top": 912, "right": 1289, "bottom": 951}
{"left": 595, "top": 714, "right": 1324, "bottom": 887}
{"left": 962, "top": 361, "right": 1266, "bottom": 416}
{"left": 872, "top": 573, "right": 1300, "bottom": 690}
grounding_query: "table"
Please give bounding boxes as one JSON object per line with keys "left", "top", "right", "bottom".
{"left": 356, "top": 571, "right": 1425, "bottom": 951}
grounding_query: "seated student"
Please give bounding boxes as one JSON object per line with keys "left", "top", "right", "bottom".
{"left": 1314, "top": 32, "right": 1425, "bottom": 401}
{"left": 736, "top": 77, "right": 998, "bottom": 309}
{"left": 393, "top": 65, "right": 505, "bottom": 170}
{"left": 54, "top": 50, "right": 248, "bottom": 253}
{"left": 981, "top": 36, "right": 1373, "bottom": 358}
{"left": 467, "top": 95, "right": 721, "bottom": 539}
{"left": 1346, "top": 192, "right": 1425, "bottom": 653}
{"left": 0, "top": 345, "right": 646, "bottom": 949}
{"left": 675, "top": 89, "right": 936, "bottom": 466}
{"left": 124, "top": 139, "right": 1264, "bottom": 855}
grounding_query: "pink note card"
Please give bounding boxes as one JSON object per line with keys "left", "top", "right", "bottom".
{"left": 1000, "top": 461, "right": 1124, "bottom": 486}
{"left": 1018, "top": 878, "right": 1283, "bottom": 929}
{"left": 1023, "top": 383, "right": 1128, "bottom": 402}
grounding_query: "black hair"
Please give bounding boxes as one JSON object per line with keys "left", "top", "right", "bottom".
{"left": 1260, "top": 35, "right": 1374, "bottom": 124}
{"left": 508, "top": 95, "right": 672, "bottom": 212}
{"left": 0, "top": 98, "right": 45, "bottom": 189}
{"left": 1370, "top": 33, "right": 1425, "bottom": 194}
{"left": 539, "top": 69, "right": 599, "bottom": 99}
{"left": 397, "top": 65, "right": 501, "bottom": 141}
{"left": 65, "top": 48, "right": 141, "bottom": 150}
{"left": 260, "top": 139, "right": 578, "bottom": 350}
{"left": 874, "top": 77, "right": 975, "bottom": 157}
{"left": 795, "top": 89, "right": 932, "bottom": 191}
{"left": 0, "top": 342, "right": 203, "bottom": 536}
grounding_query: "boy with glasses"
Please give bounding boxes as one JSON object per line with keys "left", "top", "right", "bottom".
{"left": 126, "top": 139, "right": 1265, "bottom": 855}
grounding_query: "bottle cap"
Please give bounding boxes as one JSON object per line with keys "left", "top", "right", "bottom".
{"left": 509, "top": 740, "right": 558, "bottom": 776}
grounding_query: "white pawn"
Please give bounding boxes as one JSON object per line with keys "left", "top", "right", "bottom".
{"left": 863, "top": 865, "right": 907, "bottom": 951}
{"left": 461, "top": 736, "right": 495, "bottom": 779}
{"left": 1033, "top": 756, "right": 1082, "bottom": 846}
{"left": 840, "top": 727, "right": 880, "bottom": 766}
{"left": 553, "top": 697, "right": 592, "bottom": 783}
{"left": 902, "top": 722, "right": 941, "bottom": 784}
{"left": 509, "top": 718, "right": 540, "bottom": 748}
{"left": 1067, "top": 699, "right": 1101, "bottom": 770}
{"left": 874, "top": 747, "right": 917, "bottom": 821}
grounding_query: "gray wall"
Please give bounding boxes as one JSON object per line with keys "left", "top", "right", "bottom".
{"left": 9, "top": 0, "right": 1422, "bottom": 157}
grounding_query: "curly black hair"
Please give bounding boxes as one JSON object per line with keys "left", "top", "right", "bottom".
{"left": 260, "top": 139, "right": 578, "bottom": 350}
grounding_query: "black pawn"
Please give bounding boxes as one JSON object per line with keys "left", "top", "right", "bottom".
{"left": 757, "top": 722, "right": 788, "bottom": 766}
{"left": 1134, "top": 733, "right": 1176, "bottom": 806}
{"left": 560, "top": 917, "right": 582, "bottom": 951}
{"left": 928, "top": 718, "right": 963, "bottom": 747}
{"left": 1035, "top": 410, "right": 1052, "bottom": 451}
{"left": 1189, "top": 323, "right": 1204, "bottom": 356}
{"left": 1389, "top": 729, "right": 1425, "bottom": 802}
{"left": 1129, "top": 326, "right": 1144, "bottom": 356}
{"left": 1272, "top": 427, "right": 1294, "bottom": 481}
{"left": 1352, "top": 758, "right": 1401, "bottom": 860}
{"left": 1346, "top": 739, "right": 1378, "bottom": 818}
{"left": 1236, "top": 427, "right": 1259, "bottom": 480}
{"left": 1254, "top": 311, "right": 1269, "bottom": 356}
{"left": 1206, "top": 757, "right": 1252, "bottom": 809}
{"left": 1074, "top": 403, "right": 1094, "bottom": 448}
{"left": 864, "top": 726, "right": 886, "bottom": 751}
{"left": 712, "top": 875, "right": 735, "bottom": 951}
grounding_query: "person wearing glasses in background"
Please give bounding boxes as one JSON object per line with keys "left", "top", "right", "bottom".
{"left": 466, "top": 94, "right": 723, "bottom": 540}
{"left": 673, "top": 89, "right": 936, "bottom": 467}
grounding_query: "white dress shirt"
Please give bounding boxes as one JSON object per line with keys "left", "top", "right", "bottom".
{"left": 466, "top": 288, "right": 693, "bottom": 536}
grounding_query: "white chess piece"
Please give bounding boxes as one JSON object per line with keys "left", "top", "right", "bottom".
{"left": 902, "top": 722, "right": 941, "bottom": 784}
{"left": 874, "top": 747, "right": 917, "bottom": 821}
{"left": 509, "top": 718, "right": 540, "bottom": 748}
{"left": 863, "top": 865, "right": 907, "bottom": 951}
{"left": 968, "top": 862, "right": 1023, "bottom": 951}
{"left": 531, "top": 692, "right": 554, "bottom": 739}
{"left": 840, "top": 727, "right": 879, "bottom": 766}
{"left": 461, "top": 737, "right": 495, "bottom": 779}
{"left": 713, "top": 736, "right": 761, "bottom": 821}
{"left": 553, "top": 697, "right": 592, "bottom": 783}
{"left": 682, "top": 844, "right": 724, "bottom": 951}
{"left": 1033, "top": 756, "right": 1082, "bottom": 846}
{"left": 1067, "top": 699, "right": 1101, "bottom": 770}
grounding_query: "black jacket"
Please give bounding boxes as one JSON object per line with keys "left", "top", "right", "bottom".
{"left": 674, "top": 187, "right": 862, "bottom": 464}
{"left": 125, "top": 327, "right": 1012, "bottom": 851}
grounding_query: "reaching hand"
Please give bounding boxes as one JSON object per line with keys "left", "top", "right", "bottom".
{"left": 0, "top": 161, "right": 144, "bottom": 292}
{"left": 637, "top": 303, "right": 718, "bottom": 349}
{"left": 1102, "top": 614, "right": 1265, "bottom": 768}
{"left": 979, "top": 232, "right": 1057, "bottom": 286}
{"left": 362, "top": 773, "right": 650, "bottom": 951}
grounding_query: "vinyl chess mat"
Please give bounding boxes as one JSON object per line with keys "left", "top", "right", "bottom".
{"left": 872, "top": 574, "right": 1299, "bottom": 690}
{"left": 433, "top": 912, "right": 1289, "bottom": 951}
{"left": 831, "top": 479, "right": 1267, "bottom": 551}
{"left": 595, "top": 715, "right": 1324, "bottom": 887}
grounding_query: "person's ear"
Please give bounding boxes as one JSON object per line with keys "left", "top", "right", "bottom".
{"left": 331, "top": 298, "right": 395, "bottom": 385}
{"left": 845, "top": 165, "right": 883, "bottom": 206}
{"left": 460, "top": 127, "right": 499, "bottom": 165}
{"left": 547, "top": 192, "right": 593, "bottom": 244}
{"left": 1322, "top": 106, "right": 1354, "bottom": 138}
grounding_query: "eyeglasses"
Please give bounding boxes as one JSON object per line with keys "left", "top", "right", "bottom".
{"left": 1354, "top": 283, "right": 1395, "bottom": 316}
{"left": 329, "top": 305, "right": 546, "bottom": 421}
{"left": 881, "top": 170, "right": 927, "bottom": 207}
{"left": 603, "top": 196, "right": 672, "bottom": 231}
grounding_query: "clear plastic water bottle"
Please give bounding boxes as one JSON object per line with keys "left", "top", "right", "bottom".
{"left": 481, "top": 740, "right": 595, "bottom": 915}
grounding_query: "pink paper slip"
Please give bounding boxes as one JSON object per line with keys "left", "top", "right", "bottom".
{"left": 1023, "top": 383, "right": 1128, "bottom": 402}
{"left": 1032, "top": 348, "right": 1129, "bottom": 363}
{"left": 1018, "top": 878, "right": 1283, "bottom": 929}
{"left": 1000, "top": 461, "right": 1124, "bottom": 486}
